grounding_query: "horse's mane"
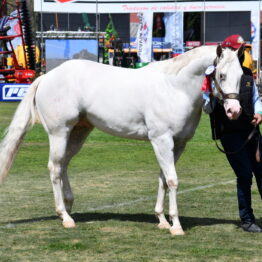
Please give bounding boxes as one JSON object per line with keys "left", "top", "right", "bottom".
{"left": 149, "top": 45, "right": 216, "bottom": 75}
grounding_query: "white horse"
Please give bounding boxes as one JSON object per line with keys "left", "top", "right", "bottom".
{"left": 0, "top": 45, "right": 243, "bottom": 235}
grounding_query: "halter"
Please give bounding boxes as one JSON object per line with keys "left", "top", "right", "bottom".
{"left": 212, "top": 77, "right": 240, "bottom": 100}
{"left": 211, "top": 57, "right": 240, "bottom": 101}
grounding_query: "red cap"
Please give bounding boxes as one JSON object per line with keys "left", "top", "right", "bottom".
{"left": 221, "top": 35, "right": 245, "bottom": 49}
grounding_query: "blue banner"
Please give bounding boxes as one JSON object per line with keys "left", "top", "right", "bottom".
{"left": 164, "top": 12, "right": 184, "bottom": 55}
{"left": 0, "top": 83, "right": 30, "bottom": 101}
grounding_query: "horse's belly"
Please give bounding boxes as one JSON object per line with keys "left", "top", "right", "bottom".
{"left": 86, "top": 114, "right": 149, "bottom": 140}
{"left": 173, "top": 112, "right": 202, "bottom": 141}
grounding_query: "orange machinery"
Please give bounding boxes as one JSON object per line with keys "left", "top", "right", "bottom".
{"left": 0, "top": 0, "right": 35, "bottom": 83}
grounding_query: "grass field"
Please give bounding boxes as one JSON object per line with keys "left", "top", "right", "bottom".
{"left": 0, "top": 102, "right": 262, "bottom": 262}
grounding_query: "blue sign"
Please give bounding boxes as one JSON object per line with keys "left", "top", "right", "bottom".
{"left": 0, "top": 83, "right": 30, "bottom": 101}
{"left": 127, "top": 37, "right": 172, "bottom": 50}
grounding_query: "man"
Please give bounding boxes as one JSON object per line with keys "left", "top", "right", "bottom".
{"left": 207, "top": 34, "right": 262, "bottom": 232}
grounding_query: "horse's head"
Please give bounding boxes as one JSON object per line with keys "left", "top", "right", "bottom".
{"left": 213, "top": 44, "right": 244, "bottom": 120}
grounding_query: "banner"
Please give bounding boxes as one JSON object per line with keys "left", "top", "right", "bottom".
{"left": 35, "top": 0, "right": 260, "bottom": 14}
{"left": 163, "top": 12, "right": 184, "bottom": 55}
{"left": 136, "top": 12, "right": 153, "bottom": 63}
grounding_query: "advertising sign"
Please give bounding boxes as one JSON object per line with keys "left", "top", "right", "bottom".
{"left": 0, "top": 84, "right": 30, "bottom": 101}
{"left": 129, "top": 37, "right": 171, "bottom": 51}
{"left": 186, "top": 41, "right": 201, "bottom": 48}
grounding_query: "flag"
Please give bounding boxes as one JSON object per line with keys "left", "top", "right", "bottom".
{"left": 136, "top": 12, "right": 153, "bottom": 63}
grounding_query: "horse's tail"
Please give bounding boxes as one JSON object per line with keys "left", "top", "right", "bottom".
{"left": 0, "top": 76, "right": 43, "bottom": 184}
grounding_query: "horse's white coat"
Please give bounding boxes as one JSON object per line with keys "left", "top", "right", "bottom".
{"left": 0, "top": 45, "right": 243, "bottom": 235}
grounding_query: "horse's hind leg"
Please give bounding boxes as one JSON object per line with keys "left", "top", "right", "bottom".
{"left": 62, "top": 123, "right": 94, "bottom": 213}
{"left": 48, "top": 131, "right": 76, "bottom": 228}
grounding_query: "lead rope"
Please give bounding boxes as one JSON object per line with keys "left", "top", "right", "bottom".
{"left": 256, "top": 132, "right": 261, "bottom": 162}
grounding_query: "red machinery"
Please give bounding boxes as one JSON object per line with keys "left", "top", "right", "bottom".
{"left": 0, "top": 0, "right": 35, "bottom": 83}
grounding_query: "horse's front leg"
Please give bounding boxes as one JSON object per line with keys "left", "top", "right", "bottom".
{"left": 151, "top": 133, "right": 184, "bottom": 236}
{"left": 155, "top": 170, "right": 171, "bottom": 229}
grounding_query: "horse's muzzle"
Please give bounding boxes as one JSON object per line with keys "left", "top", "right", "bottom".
{"left": 224, "top": 99, "right": 242, "bottom": 120}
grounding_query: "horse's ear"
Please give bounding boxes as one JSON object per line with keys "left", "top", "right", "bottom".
{"left": 216, "top": 44, "right": 223, "bottom": 58}
{"left": 237, "top": 44, "right": 245, "bottom": 58}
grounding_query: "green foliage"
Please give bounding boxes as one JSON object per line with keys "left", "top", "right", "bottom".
{"left": 103, "top": 14, "right": 118, "bottom": 64}
{"left": 0, "top": 103, "right": 262, "bottom": 262}
{"left": 105, "top": 14, "right": 118, "bottom": 40}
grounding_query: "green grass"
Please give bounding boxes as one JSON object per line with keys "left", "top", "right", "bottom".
{"left": 0, "top": 102, "right": 262, "bottom": 262}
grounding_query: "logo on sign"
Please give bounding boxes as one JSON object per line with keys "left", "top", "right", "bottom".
{"left": 2, "top": 85, "right": 29, "bottom": 100}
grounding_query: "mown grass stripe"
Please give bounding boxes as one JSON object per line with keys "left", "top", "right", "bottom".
{"left": 86, "top": 179, "right": 235, "bottom": 211}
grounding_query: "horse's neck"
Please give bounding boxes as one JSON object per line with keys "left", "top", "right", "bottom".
{"left": 182, "top": 47, "right": 217, "bottom": 76}
{"left": 174, "top": 49, "right": 216, "bottom": 101}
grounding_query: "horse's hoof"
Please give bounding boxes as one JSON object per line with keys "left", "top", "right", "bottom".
{"left": 170, "top": 227, "right": 185, "bottom": 236}
{"left": 158, "top": 222, "right": 171, "bottom": 229}
{"left": 62, "top": 219, "right": 76, "bottom": 228}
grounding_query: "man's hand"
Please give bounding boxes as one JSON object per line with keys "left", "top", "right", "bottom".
{"left": 251, "top": 113, "right": 262, "bottom": 125}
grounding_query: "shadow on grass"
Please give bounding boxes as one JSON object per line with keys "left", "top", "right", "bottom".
{"left": 74, "top": 212, "right": 240, "bottom": 230}
{"left": 4, "top": 212, "right": 241, "bottom": 230}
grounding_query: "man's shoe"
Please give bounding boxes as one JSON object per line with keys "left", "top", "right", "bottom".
{"left": 241, "top": 222, "right": 262, "bottom": 233}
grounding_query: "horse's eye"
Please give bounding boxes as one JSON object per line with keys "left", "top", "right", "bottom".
{"left": 220, "top": 74, "right": 226, "bottom": 81}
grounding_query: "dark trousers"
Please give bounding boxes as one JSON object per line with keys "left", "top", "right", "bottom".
{"left": 220, "top": 131, "right": 262, "bottom": 223}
